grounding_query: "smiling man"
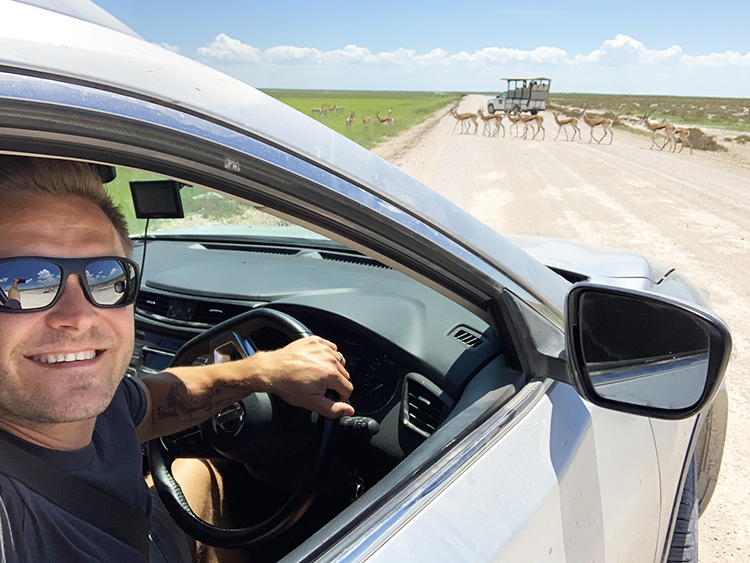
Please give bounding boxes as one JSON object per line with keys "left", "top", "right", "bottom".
{"left": 0, "top": 155, "right": 354, "bottom": 562}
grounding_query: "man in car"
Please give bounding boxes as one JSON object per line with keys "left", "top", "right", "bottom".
{"left": 0, "top": 155, "right": 355, "bottom": 562}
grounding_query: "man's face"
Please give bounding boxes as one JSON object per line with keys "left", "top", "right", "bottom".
{"left": 0, "top": 194, "right": 134, "bottom": 425}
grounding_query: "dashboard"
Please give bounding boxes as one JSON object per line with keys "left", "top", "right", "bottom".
{"left": 130, "top": 234, "right": 501, "bottom": 459}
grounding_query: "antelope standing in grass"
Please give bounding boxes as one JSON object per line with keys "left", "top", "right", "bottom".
{"left": 552, "top": 112, "right": 581, "bottom": 141}
{"left": 361, "top": 115, "right": 371, "bottom": 125}
{"left": 517, "top": 112, "right": 545, "bottom": 140}
{"left": 450, "top": 107, "right": 478, "bottom": 134}
{"left": 346, "top": 111, "right": 355, "bottom": 129}
{"left": 581, "top": 110, "right": 614, "bottom": 144}
{"left": 639, "top": 114, "right": 675, "bottom": 150}
{"left": 376, "top": 111, "right": 394, "bottom": 126}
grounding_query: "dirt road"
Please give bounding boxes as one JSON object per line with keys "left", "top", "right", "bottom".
{"left": 373, "top": 94, "right": 750, "bottom": 562}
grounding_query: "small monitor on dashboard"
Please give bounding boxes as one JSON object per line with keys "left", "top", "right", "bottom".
{"left": 130, "top": 179, "right": 186, "bottom": 219}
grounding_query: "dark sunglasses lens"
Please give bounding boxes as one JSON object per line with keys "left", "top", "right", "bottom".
{"left": 0, "top": 260, "right": 62, "bottom": 311}
{"left": 85, "top": 260, "right": 134, "bottom": 306}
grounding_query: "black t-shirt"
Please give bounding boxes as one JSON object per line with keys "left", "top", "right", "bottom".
{"left": 0, "top": 377, "right": 152, "bottom": 562}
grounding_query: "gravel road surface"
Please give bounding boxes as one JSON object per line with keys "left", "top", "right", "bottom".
{"left": 373, "top": 94, "right": 750, "bottom": 562}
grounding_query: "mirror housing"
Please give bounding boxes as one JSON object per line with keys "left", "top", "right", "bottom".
{"left": 565, "top": 283, "right": 731, "bottom": 420}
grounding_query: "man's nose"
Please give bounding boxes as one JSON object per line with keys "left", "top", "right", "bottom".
{"left": 45, "top": 275, "right": 99, "bottom": 331}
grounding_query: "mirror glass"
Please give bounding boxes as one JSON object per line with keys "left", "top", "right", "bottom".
{"left": 578, "top": 292, "right": 710, "bottom": 410}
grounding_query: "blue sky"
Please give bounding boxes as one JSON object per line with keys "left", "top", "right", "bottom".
{"left": 95, "top": 0, "right": 750, "bottom": 97}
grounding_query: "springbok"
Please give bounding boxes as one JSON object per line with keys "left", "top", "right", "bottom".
{"left": 476, "top": 108, "right": 499, "bottom": 136}
{"left": 552, "top": 112, "right": 582, "bottom": 141}
{"left": 639, "top": 114, "right": 675, "bottom": 150}
{"left": 450, "top": 107, "right": 478, "bottom": 134}
{"left": 673, "top": 127, "right": 693, "bottom": 154}
{"left": 517, "top": 112, "right": 545, "bottom": 140}
{"left": 376, "top": 112, "right": 394, "bottom": 126}
{"left": 581, "top": 110, "right": 614, "bottom": 144}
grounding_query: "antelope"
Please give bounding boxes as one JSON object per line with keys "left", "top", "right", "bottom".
{"left": 581, "top": 110, "right": 614, "bottom": 144}
{"left": 311, "top": 107, "right": 325, "bottom": 117}
{"left": 449, "top": 107, "right": 478, "bottom": 134}
{"left": 346, "top": 111, "right": 355, "bottom": 129}
{"left": 361, "top": 115, "right": 371, "bottom": 125}
{"left": 490, "top": 111, "right": 505, "bottom": 137}
{"left": 376, "top": 112, "right": 394, "bottom": 126}
{"left": 517, "top": 112, "right": 545, "bottom": 140}
{"left": 476, "top": 108, "right": 498, "bottom": 136}
{"left": 673, "top": 127, "right": 693, "bottom": 154}
{"left": 505, "top": 110, "right": 522, "bottom": 137}
{"left": 639, "top": 114, "right": 675, "bottom": 150}
{"left": 552, "top": 112, "right": 581, "bottom": 141}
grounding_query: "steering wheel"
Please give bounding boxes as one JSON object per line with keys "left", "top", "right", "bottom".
{"left": 149, "top": 307, "right": 336, "bottom": 548}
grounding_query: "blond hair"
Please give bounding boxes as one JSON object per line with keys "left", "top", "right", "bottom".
{"left": 0, "top": 156, "right": 131, "bottom": 254}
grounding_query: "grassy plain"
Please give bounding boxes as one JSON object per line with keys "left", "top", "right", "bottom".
{"left": 263, "top": 89, "right": 461, "bottom": 149}
{"left": 548, "top": 93, "right": 750, "bottom": 132}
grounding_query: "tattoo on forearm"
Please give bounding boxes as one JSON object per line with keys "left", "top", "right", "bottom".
{"left": 156, "top": 381, "right": 240, "bottom": 422}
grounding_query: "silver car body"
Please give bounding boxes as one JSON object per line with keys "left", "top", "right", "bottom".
{"left": 0, "top": 2, "right": 715, "bottom": 561}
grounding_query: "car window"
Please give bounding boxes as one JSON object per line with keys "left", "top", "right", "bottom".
{"left": 105, "top": 167, "right": 291, "bottom": 237}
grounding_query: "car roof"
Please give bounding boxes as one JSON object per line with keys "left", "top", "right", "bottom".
{"left": 0, "top": 1, "right": 570, "bottom": 318}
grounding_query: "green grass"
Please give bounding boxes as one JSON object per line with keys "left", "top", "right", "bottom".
{"left": 548, "top": 93, "right": 750, "bottom": 132}
{"left": 262, "top": 89, "right": 461, "bottom": 149}
{"left": 107, "top": 91, "right": 461, "bottom": 231}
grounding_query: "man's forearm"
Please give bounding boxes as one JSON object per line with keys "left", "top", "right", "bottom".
{"left": 134, "top": 336, "right": 355, "bottom": 443}
{"left": 136, "top": 358, "right": 270, "bottom": 442}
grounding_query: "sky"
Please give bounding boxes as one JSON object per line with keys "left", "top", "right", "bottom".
{"left": 94, "top": 0, "right": 750, "bottom": 98}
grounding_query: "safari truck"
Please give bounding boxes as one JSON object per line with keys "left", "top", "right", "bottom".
{"left": 487, "top": 77, "right": 551, "bottom": 115}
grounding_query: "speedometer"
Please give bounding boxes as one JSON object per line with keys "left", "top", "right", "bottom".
{"left": 350, "top": 352, "right": 405, "bottom": 415}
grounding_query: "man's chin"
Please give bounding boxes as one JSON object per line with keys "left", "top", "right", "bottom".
{"left": 16, "top": 386, "right": 118, "bottom": 425}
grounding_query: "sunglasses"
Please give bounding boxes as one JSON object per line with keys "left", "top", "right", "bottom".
{"left": 0, "top": 256, "right": 139, "bottom": 312}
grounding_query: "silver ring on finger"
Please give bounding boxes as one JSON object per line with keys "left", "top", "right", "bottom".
{"left": 338, "top": 351, "right": 345, "bottom": 364}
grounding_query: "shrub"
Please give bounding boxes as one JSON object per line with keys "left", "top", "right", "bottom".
{"left": 685, "top": 128, "right": 726, "bottom": 152}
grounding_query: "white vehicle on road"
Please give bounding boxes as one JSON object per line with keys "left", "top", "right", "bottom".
{"left": 488, "top": 77, "right": 551, "bottom": 115}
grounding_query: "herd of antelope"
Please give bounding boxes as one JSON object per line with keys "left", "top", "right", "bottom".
{"left": 450, "top": 106, "right": 614, "bottom": 145}
{"left": 449, "top": 105, "right": 693, "bottom": 154}
{"left": 312, "top": 105, "right": 394, "bottom": 129}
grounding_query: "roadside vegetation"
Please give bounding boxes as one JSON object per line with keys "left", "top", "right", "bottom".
{"left": 264, "top": 89, "right": 461, "bottom": 149}
{"left": 548, "top": 93, "right": 750, "bottom": 132}
{"left": 548, "top": 93, "right": 750, "bottom": 152}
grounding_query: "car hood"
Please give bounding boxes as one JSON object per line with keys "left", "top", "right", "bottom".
{"left": 505, "top": 234, "right": 673, "bottom": 285}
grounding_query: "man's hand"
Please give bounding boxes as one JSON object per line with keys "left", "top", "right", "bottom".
{"left": 254, "top": 336, "right": 355, "bottom": 418}
{"left": 138, "top": 335, "right": 355, "bottom": 442}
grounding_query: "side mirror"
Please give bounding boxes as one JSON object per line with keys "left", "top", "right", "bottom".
{"left": 565, "top": 283, "right": 731, "bottom": 420}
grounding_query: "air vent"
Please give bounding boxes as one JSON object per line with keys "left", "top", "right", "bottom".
{"left": 319, "top": 252, "right": 391, "bottom": 270}
{"left": 136, "top": 291, "right": 170, "bottom": 317}
{"left": 201, "top": 243, "right": 299, "bottom": 256}
{"left": 191, "top": 301, "right": 252, "bottom": 325}
{"left": 403, "top": 376, "right": 452, "bottom": 438}
{"left": 449, "top": 326, "right": 485, "bottom": 349}
{"left": 136, "top": 290, "right": 251, "bottom": 327}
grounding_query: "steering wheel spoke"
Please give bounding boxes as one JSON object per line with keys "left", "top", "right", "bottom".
{"left": 211, "top": 331, "right": 257, "bottom": 363}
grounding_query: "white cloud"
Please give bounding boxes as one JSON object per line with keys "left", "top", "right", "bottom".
{"left": 37, "top": 269, "right": 59, "bottom": 284}
{"left": 682, "top": 50, "right": 750, "bottom": 68}
{"left": 0, "top": 278, "right": 7, "bottom": 283}
{"left": 197, "top": 33, "right": 750, "bottom": 71}
{"left": 574, "top": 34, "right": 683, "bottom": 66}
{"left": 198, "top": 33, "right": 262, "bottom": 61}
